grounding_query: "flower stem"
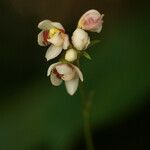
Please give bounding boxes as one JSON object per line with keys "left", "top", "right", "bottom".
{"left": 79, "top": 83, "right": 95, "bottom": 150}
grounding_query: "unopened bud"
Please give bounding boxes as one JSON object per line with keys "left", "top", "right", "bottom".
{"left": 65, "top": 49, "right": 77, "bottom": 62}
{"left": 72, "top": 28, "right": 90, "bottom": 50}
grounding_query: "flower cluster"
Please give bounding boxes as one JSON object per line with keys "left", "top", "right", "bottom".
{"left": 37, "top": 9, "right": 104, "bottom": 95}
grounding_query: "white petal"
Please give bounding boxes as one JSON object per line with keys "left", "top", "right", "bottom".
{"left": 63, "top": 34, "right": 70, "bottom": 49}
{"left": 51, "top": 22, "right": 65, "bottom": 31}
{"left": 37, "top": 31, "right": 45, "bottom": 46}
{"left": 56, "top": 64, "right": 73, "bottom": 75}
{"left": 72, "top": 28, "right": 90, "bottom": 50}
{"left": 56, "top": 64, "right": 75, "bottom": 81}
{"left": 71, "top": 64, "right": 83, "bottom": 81}
{"left": 45, "top": 45, "right": 62, "bottom": 61}
{"left": 47, "top": 62, "right": 60, "bottom": 76}
{"left": 47, "top": 33, "right": 64, "bottom": 47}
{"left": 38, "top": 20, "right": 53, "bottom": 30}
{"left": 50, "top": 73, "right": 62, "bottom": 86}
{"left": 65, "top": 76, "right": 79, "bottom": 95}
{"left": 93, "top": 25, "right": 102, "bottom": 33}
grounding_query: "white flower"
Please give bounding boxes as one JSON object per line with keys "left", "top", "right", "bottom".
{"left": 72, "top": 28, "right": 90, "bottom": 50}
{"left": 47, "top": 62, "right": 83, "bottom": 95}
{"left": 37, "top": 20, "right": 70, "bottom": 61}
{"left": 65, "top": 49, "right": 77, "bottom": 62}
{"left": 78, "top": 9, "right": 104, "bottom": 33}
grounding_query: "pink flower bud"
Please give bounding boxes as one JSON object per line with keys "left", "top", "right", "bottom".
{"left": 78, "top": 9, "right": 104, "bottom": 33}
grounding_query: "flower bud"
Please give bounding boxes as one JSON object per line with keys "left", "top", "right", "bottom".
{"left": 65, "top": 49, "right": 77, "bottom": 62}
{"left": 72, "top": 28, "right": 90, "bottom": 50}
{"left": 78, "top": 9, "right": 104, "bottom": 33}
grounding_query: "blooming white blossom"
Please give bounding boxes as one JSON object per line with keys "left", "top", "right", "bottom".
{"left": 37, "top": 9, "right": 104, "bottom": 95}
{"left": 47, "top": 62, "right": 83, "bottom": 95}
{"left": 72, "top": 28, "right": 90, "bottom": 50}
{"left": 38, "top": 20, "right": 69, "bottom": 61}
{"left": 78, "top": 9, "right": 104, "bottom": 33}
{"left": 65, "top": 49, "right": 77, "bottom": 62}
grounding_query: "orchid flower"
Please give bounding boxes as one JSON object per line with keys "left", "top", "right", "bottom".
{"left": 47, "top": 62, "right": 83, "bottom": 95}
{"left": 78, "top": 9, "right": 104, "bottom": 33}
{"left": 38, "top": 20, "right": 69, "bottom": 61}
{"left": 37, "top": 9, "right": 104, "bottom": 150}
{"left": 37, "top": 9, "right": 104, "bottom": 95}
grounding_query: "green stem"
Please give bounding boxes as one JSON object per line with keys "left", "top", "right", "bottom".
{"left": 79, "top": 83, "right": 95, "bottom": 150}
{"left": 77, "top": 59, "right": 94, "bottom": 150}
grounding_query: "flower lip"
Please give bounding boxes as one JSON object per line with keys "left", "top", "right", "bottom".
{"left": 52, "top": 68, "right": 63, "bottom": 79}
{"left": 47, "top": 62, "right": 61, "bottom": 76}
{"left": 51, "top": 63, "right": 76, "bottom": 81}
{"left": 47, "top": 62, "right": 84, "bottom": 95}
{"left": 52, "top": 63, "right": 83, "bottom": 82}
{"left": 38, "top": 20, "right": 70, "bottom": 62}
{"left": 59, "top": 29, "right": 65, "bottom": 34}
{"left": 49, "top": 28, "right": 59, "bottom": 38}
{"left": 42, "top": 28, "right": 62, "bottom": 46}
{"left": 43, "top": 30, "right": 50, "bottom": 45}
{"left": 38, "top": 20, "right": 67, "bottom": 47}
{"left": 57, "top": 64, "right": 75, "bottom": 79}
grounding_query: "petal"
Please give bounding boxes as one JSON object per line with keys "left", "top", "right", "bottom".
{"left": 65, "top": 76, "right": 79, "bottom": 95}
{"left": 47, "top": 62, "right": 60, "bottom": 76}
{"left": 37, "top": 31, "right": 45, "bottom": 46}
{"left": 72, "top": 28, "right": 90, "bottom": 50}
{"left": 45, "top": 45, "right": 63, "bottom": 61}
{"left": 38, "top": 20, "right": 53, "bottom": 30}
{"left": 55, "top": 64, "right": 76, "bottom": 81}
{"left": 92, "top": 25, "right": 103, "bottom": 33}
{"left": 51, "top": 22, "right": 65, "bottom": 31}
{"left": 78, "top": 9, "right": 104, "bottom": 33}
{"left": 71, "top": 64, "right": 83, "bottom": 81}
{"left": 47, "top": 33, "right": 64, "bottom": 47}
{"left": 55, "top": 64, "right": 73, "bottom": 75}
{"left": 62, "top": 34, "right": 70, "bottom": 49}
{"left": 86, "top": 38, "right": 91, "bottom": 49}
{"left": 50, "top": 73, "right": 62, "bottom": 86}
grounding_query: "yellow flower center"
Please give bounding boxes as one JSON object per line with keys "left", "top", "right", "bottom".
{"left": 49, "top": 28, "right": 59, "bottom": 38}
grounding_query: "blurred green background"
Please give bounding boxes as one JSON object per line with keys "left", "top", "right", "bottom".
{"left": 0, "top": 0, "right": 150, "bottom": 150}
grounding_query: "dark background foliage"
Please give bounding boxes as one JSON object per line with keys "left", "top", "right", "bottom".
{"left": 0, "top": 0, "right": 150, "bottom": 149}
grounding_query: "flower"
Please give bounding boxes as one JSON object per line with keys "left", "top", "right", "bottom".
{"left": 38, "top": 20, "right": 69, "bottom": 61}
{"left": 65, "top": 49, "right": 77, "bottom": 62}
{"left": 37, "top": 9, "right": 104, "bottom": 96}
{"left": 78, "top": 9, "right": 104, "bottom": 33}
{"left": 47, "top": 62, "right": 83, "bottom": 95}
{"left": 72, "top": 28, "right": 90, "bottom": 50}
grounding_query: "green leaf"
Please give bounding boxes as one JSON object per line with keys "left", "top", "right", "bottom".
{"left": 83, "top": 51, "right": 92, "bottom": 60}
{"left": 88, "top": 39, "right": 100, "bottom": 48}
